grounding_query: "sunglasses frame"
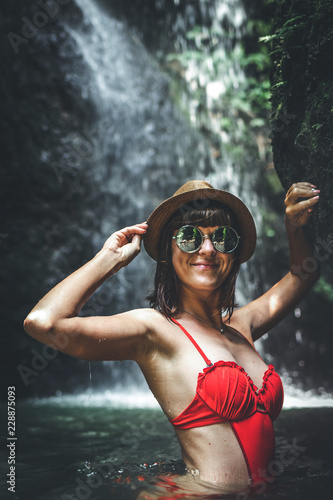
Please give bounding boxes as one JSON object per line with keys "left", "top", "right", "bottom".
{"left": 172, "top": 224, "right": 240, "bottom": 254}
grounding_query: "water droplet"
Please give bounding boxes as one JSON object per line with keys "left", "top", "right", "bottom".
{"left": 295, "top": 330, "right": 302, "bottom": 343}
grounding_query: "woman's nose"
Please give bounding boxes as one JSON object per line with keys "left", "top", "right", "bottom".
{"left": 198, "top": 235, "right": 216, "bottom": 254}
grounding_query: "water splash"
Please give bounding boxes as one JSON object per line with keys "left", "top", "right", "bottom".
{"left": 30, "top": 386, "right": 333, "bottom": 409}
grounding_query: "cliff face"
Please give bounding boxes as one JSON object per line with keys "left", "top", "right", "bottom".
{"left": 270, "top": 0, "right": 333, "bottom": 267}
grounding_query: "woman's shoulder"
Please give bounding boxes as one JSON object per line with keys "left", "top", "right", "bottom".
{"left": 130, "top": 309, "right": 180, "bottom": 360}
{"left": 124, "top": 307, "right": 173, "bottom": 331}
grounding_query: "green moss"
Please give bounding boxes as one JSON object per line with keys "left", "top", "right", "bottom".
{"left": 264, "top": 168, "right": 285, "bottom": 195}
{"left": 314, "top": 277, "right": 333, "bottom": 302}
{"left": 270, "top": 0, "right": 333, "bottom": 267}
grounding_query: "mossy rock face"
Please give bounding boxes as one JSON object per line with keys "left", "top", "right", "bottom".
{"left": 271, "top": 0, "right": 333, "bottom": 267}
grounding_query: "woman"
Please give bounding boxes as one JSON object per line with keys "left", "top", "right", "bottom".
{"left": 24, "top": 179, "right": 320, "bottom": 493}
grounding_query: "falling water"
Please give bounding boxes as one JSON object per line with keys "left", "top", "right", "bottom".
{"left": 55, "top": 0, "right": 253, "bottom": 391}
{"left": 64, "top": 0, "right": 261, "bottom": 284}
{"left": 19, "top": 0, "right": 330, "bottom": 402}
{"left": 65, "top": 0, "right": 212, "bottom": 210}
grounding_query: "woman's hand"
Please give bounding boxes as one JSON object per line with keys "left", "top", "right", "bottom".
{"left": 102, "top": 222, "right": 148, "bottom": 267}
{"left": 284, "top": 182, "right": 320, "bottom": 229}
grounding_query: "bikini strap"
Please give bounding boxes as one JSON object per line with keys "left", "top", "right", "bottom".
{"left": 171, "top": 317, "right": 212, "bottom": 366}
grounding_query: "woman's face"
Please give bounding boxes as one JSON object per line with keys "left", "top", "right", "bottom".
{"left": 171, "top": 225, "right": 235, "bottom": 296}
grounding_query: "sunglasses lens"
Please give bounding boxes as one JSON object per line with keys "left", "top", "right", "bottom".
{"left": 213, "top": 227, "right": 239, "bottom": 253}
{"left": 175, "top": 226, "right": 202, "bottom": 253}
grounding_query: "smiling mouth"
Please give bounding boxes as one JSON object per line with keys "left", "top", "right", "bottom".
{"left": 192, "top": 262, "right": 218, "bottom": 268}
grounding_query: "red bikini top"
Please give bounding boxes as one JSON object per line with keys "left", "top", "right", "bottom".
{"left": 169, "top": 318, "right": 284, "bottom": 430}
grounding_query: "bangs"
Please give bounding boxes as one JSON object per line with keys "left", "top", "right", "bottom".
{"left": 169, "top": 200, "right": 239, "bottom": 232}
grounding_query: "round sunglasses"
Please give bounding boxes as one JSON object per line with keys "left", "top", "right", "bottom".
{"left": 172, "top": 225, "right": 240, "bottom": 254}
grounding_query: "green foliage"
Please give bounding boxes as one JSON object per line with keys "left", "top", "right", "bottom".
{"left": 162, "top": 10, "right": 277, "bottom": 191}
{"left": 261, "top": 210, "right": 281, "bottom": 239}
{"left": 166, "top": 50, "right": 205, "bottom": 64}
{"left": 259, "top": 34, "right": 277, "bottom": 43}
{"left": 166, "top": 24, "right": 272, "bottom": 118}
{"left": 264, "top": 167, "right": 284, "bottom": 196}
{"left": 242, "top": 52, "right": 269, "bottom": 71}
{"left": 314, "top": 277, "right": 333, "bottom": 302}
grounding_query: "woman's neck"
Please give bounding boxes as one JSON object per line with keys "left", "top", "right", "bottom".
{"left": 178, "top": 294, "right": 222, "bottom": 329}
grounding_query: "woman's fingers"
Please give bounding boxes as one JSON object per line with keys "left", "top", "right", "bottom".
{"left": 286, "top": 181, "right": 316, "bottom": 192}
{"left": 103, "top": 222, "right": 148, "bottom": 253}
{"left": 285, "top": 183, "right": 319, "bottom": 202}
{"left": 120, "top": 223, "right": 148, "bottom": 243}
{"left": 285, "top": 182, "right": 320, "bottom": 228}
{"left": 130, "top": 233, "right": 143, "bottom": 248}
{"left": 285, "top": 183, "right": 320, "bottom": 207}
{"left": 286, "top": 195, "right": 320, "bottom": 213}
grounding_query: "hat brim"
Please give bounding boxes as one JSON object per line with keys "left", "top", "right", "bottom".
{"left": 144, "top": 187, "right": 256, "bottom": 263}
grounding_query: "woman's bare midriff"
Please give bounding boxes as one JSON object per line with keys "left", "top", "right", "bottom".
{"left": 175, "top": 421, "right": 250, "bottom": 487}
{"left": 136, "top": 423, "right": 251, "bottom": 500}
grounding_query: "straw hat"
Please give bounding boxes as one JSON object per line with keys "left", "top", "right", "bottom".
{"left": 144, "top": 180, "right": 256, "bottom": 263}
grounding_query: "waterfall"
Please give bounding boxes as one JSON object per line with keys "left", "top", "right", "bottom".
{"left": 63, "top": 0, "right": 212, "bottom": 207}
{"left": 7, "top": 0, "right": 329, "bottom": 400}
{"left": 62, "top": 0, "right": 261, "bottom": 293}
{"left": 46, "top": 0, "right": 264, "bottom": 393}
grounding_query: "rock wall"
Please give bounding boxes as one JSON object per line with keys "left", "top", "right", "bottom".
{"left": 270, "top": 0, "right": 333, "bottom": 267}
{"left": 263, "top": 0, "right": 333, "bottom": 391}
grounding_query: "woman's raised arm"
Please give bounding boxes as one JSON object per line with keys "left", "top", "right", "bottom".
{"left": 23, "top": 222, "right": 152, "bottom": 361}
{"left": 236, "top": 182, "right": 320, "bottom": 340}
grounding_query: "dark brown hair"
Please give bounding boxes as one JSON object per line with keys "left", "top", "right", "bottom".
{"left": 148, "top": 199, "right": 241, "bottom": 319}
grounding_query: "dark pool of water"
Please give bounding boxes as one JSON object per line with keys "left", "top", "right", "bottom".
{"left": 1, "top": 401, "right": 333, "bottom": 500}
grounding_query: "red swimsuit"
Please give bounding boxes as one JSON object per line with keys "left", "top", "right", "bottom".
{"left": 169, "top": 318, "right": 284, "bottom": 484}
